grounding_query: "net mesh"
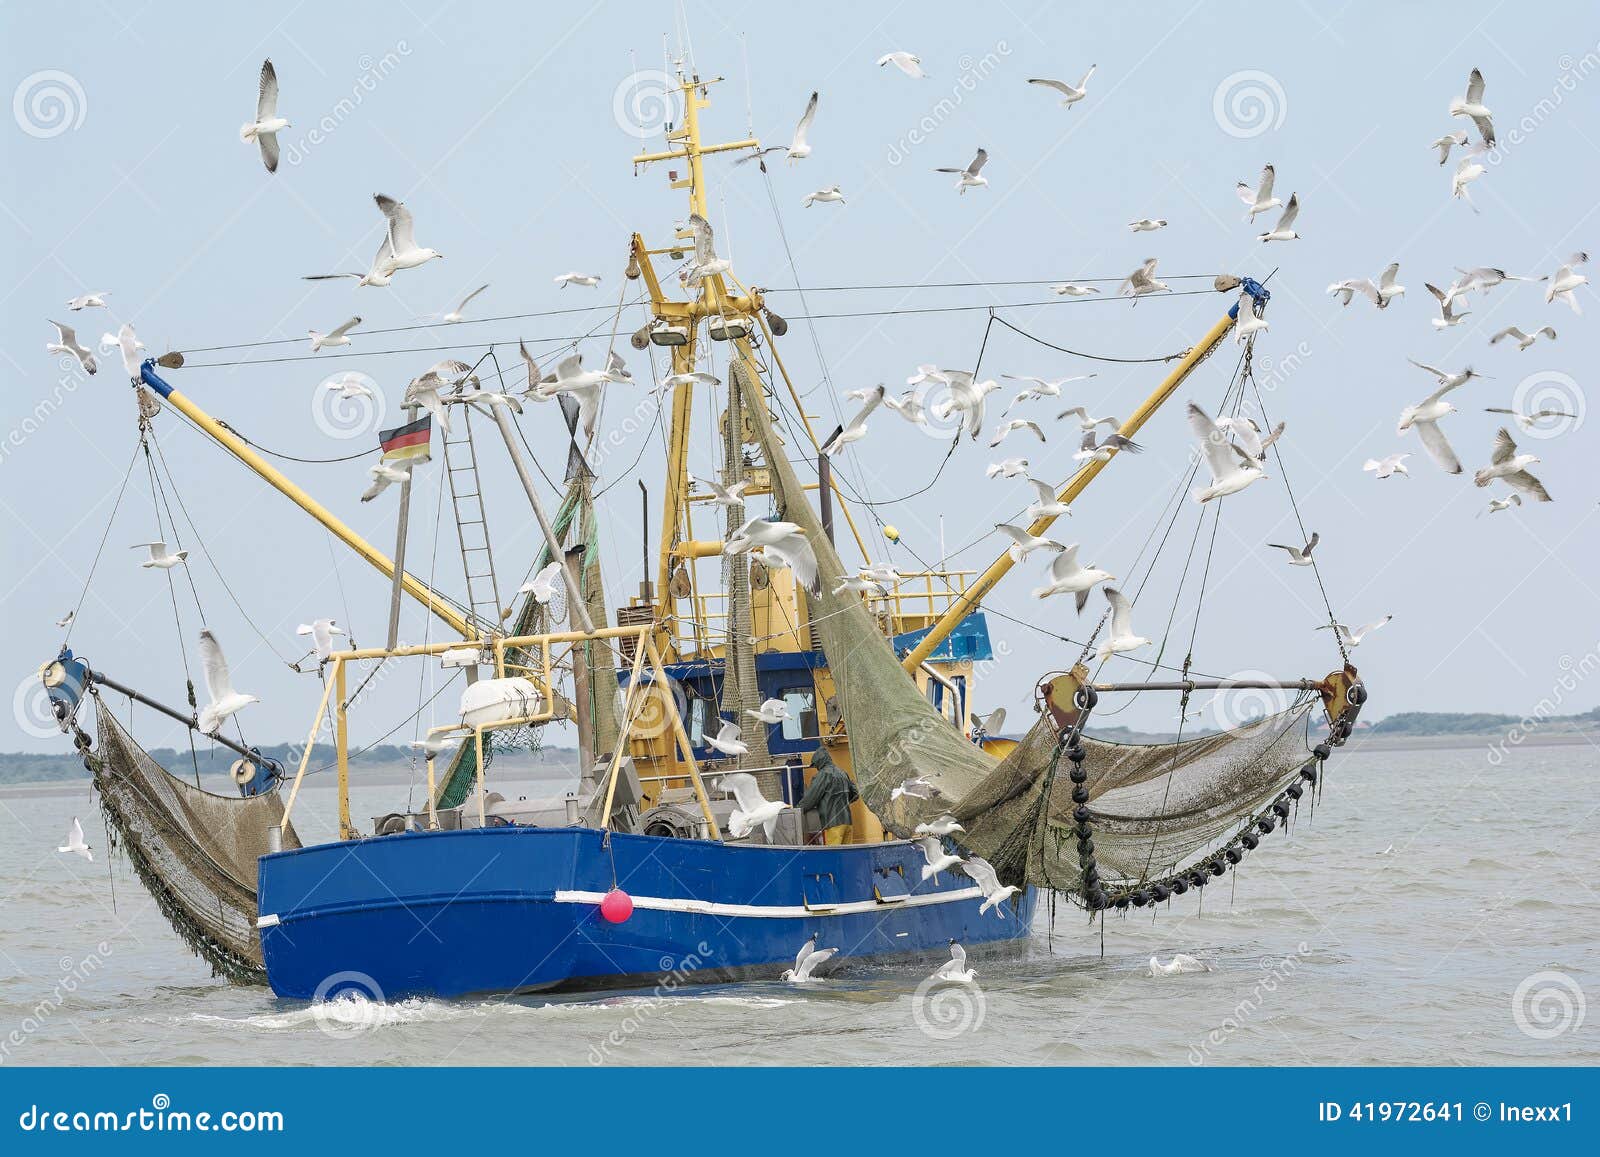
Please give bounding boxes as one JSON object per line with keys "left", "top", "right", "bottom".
{"left": 732, "top": 357, "right": 1323, "bottom": 893}
{"left": 88, "top": 695, "right": 300, "bottom": 983}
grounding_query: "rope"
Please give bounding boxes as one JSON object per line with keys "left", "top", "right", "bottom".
{"left": 62, "top": 441, "right": 142, "bottom": 648}
{"left": 989, "top": 314, "right": 1191, "bottom": 364}
{"left": 215, "top": 421, "right": 371, "bottom": 464}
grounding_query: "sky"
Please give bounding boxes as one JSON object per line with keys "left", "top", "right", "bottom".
{"left": 2, "top": 1, "right": 1598, "bottom": 756}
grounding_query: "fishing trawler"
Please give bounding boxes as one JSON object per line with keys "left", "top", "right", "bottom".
{"left": 38, "top": 63, "right": 1364, "bottom": 1000}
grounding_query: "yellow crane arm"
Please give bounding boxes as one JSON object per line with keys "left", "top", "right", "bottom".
{"left": 138, "top": 362, "right": 474, "bottom": 640}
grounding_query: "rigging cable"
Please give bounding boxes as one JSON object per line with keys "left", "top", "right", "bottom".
{"left": 61, "top": 441, "right": 143, "bottom": 650}
{"left": 988, "top": 313, "right": 1190, "bottom": 364}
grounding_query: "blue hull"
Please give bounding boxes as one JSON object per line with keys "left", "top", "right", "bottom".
{"left": 257, "top": 827, "right": 1035, "bottom": 999}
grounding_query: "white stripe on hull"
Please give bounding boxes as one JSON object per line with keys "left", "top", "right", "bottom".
{"left": 551, "top": 886, "right": 987, "bottom": 919}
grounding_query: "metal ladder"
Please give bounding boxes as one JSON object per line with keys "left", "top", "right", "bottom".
{"left": 442, "top": 406, "right": 504, "bottom": 635}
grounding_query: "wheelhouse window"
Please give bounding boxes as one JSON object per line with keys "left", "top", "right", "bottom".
{"left": 777, "top": 685, "right": 819, "bottom": 740}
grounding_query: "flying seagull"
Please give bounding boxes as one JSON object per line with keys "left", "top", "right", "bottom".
{"left": 1031, "top": 544, "right": 1114, "bottom": 611}
{"left": 1027, "top": 66, "right": 1095, "bottom": 108}
{"left": 1425, "top": 283, "right": 1470, "bottom": 329}
{"left": 1236, "top": 164, "right": 1281, "bottom": 221}
{"left": 725, "top": 518, "right": 820, "bottom": 593}
{"left": 134, "top": 540, "right": 188, "bottom": 569}
{"left": 802, "top": 185, "right": 845, "bottom": 207}
{"left": 325, "top": 372, "right": 375, "bottom": 400}
{"left": 986, "top": 457, "right": 1029, "bottom": 479}
{"left": 781, "top": 936, "right": 837, "bottom": 983}
{"left": 1328, "top": 262, "right": 1405, "bottom": 309}
{"left": 360, "top": 461, "right": 410, "bottom": 502}
{"left": 1119, "top": 257, "right": 1169, "bottom": 299}
{"left": 373, "top": 193, "right": 444, "bottom": 275}
{"left": 518, "top": 561, "right": 563, "bottom": 604}
{"left": 962, "top": 855, "right": 1021, "bottom": 917}
{"left": 995, "top": 523, "right": 1066, "bottom": 563}
{"left": 1074, "top": 429, "right": 1142, "bottom": 463}
{"left": 55, "top": 610, "right": 75, "bottom": 628}
{"left": 877, "top": 51, "right": 926, "bottom": 78}
{"left": 1362, "top": 453, "right": 1410, "bottom": 480}
{"left": 1483, "top": 405, "right": 1577, "bottom": 432}
{"left": 743, "top": 91, "right": 819, "bottom": 164}
{"left": 1189, "top": 401, "right": 1266, "bottom": 501}
{"left": 1097, "top": 587, "right": 1151, "bottom": 662}
{"left": 554, "top": 272, "right": 600, "bottom": 288}
{"left": 892, "top": 774, "right": 938, "bottom": 802}
{"left": 1268, "top": 533, "right": 1319, "bottom": 566}
{"left": 1542, "top": 255, "right": 1588, "bottom": 314}
{"left": 196, "top": 628, "right": 258, "bottom": 734}
{"left": 295, "top": 618, "right": 346, "bottom": 661}
{"left": 58, "top": 817, "right": 93, "bottom": 861}
{"left": 1056, "top": 406, "right": 1120, "bottom": 432}
{"left": 65, "top": 291, "right": 109, "bottom": 311}
{"left": 309, "top": 316, "right": 361, "bottom": 352}
{"left": 747, "top": 698, "right": 792, "bottom": 725}
{"left": 916, "top": 835, "right": 964, "bottom": 882}
{"left": 1127, "top": 218, "right": 1168, "bottom": 232}
{"left": 1473, "top": 428, "right": 1552, "bottom": 501}
{"left": 1429, "top": 129, "right": 1470, "bottom": 166}
{"left": 1049, "top": 283, "right": 1100, "bottom": 297}
{"left": 1318, "top": 616, "right": 1392, "bottom": 649}
{"left": 930, "top": 941, "right": 976, "bottom": 984}
{"left": 707, "top": 722, "right": 753, "bottom": 761}
{"left": 240, "top": 59, "right": 288, "bottom": 173}
{"left": 1024, "top": 477, "right": 1072, "bottom": 520}
{"left": 684, "top": 213, "right": 732, "bottom": 285}
{"left": 693, "top": 474, "right": 748, "bottom": 507}
{"left": 1480, "top": 493, "right": 1522, "bottom": 517}
{"left": 1488, "top": 325, "right": 1555, "bottom": 351}
{"left": 102, "top": 322, "right": 146, "bottom": 377}
{"left": 935, "top": 148, "right": 989, "bottom": 194}
{"left": 1449, "top": 67, "right": 1495, "bottom": 146}
{"left": 1257, "top": 193, "right": 1300, "bottom": 242}
{"left": 988, "top": 418, "right": 1046, "bottom": 448}
{"left": 718, "top": 770, "right": 786, "bottom": 839}
{"left": 1397, "top": 375, "right": 1467, "bottom": 475}
{"left": 47, "top": 320, "right": 97, "bottom": 375}
{"left": 439, "top": 284, "right": 489, "bottom": 323}
{"left": 821, "top": 384, "right": 884, "bottom": 456}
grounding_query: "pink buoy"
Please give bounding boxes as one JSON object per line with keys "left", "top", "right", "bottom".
{"left": 599, "top": 888, "right": 633, "bottom": 924}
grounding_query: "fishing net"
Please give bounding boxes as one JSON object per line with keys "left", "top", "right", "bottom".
{"left": 86, "top": 695, "right": 300, "bottom": 983}
{"left": 732, "top": 358, "right": 1326, "bottom": 895}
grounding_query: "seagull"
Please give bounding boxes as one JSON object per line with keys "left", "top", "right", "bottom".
{"left": 995, "top": 523, "right": 1066, "bottom": 563}
{"left": 65, "top": 291, "right": 109, "bottom": 311}
{"left": 800, "top": 185, "right": 851, "bottom": 208}
{"left": 707, "top": 721, "right": 753, "bottom": 760}
{"left": 360, "top": 461, "right": 411, "bottom": 502}
{"left": 1189, "top": 401, "right": 1266, "bottom": 501}
{"left": 1149, "top": 954, "right": 1210, "bottom": 976}
{"left": 1213, "top": 414, "right": 1285, "bottom": 463}
{"left": 832, "top": 576, "right": 888, "bottom": 598}
{"left": 1235, "top": 298, "right": 1269, "bottom": 343}
{"left": 1473, "top": 428, "right": 1552, "bottom": 501}
{"left": 1236, "top": 164, "right": 1281, "bottom": 221}
{"left": 893, "top": 775, "right": 939, "bottom": 803}
{"left": 916, "top": 835, "right": 965, "bottom": 882}
{"left": 877, "top": 51, "right": 926, "bottom": 78}
{"left": 821, "top": 385, "right": 884, "bottom": 456}
{"left": 1484, "top": 405, "right": 1578, "bottom": 432}
{"left": 55, "top": 610, "right": 75, "bottom": 628}
{"left": 1056, "top": 406, "right": 1121, "bottom": 432}
{"left": 1028, "top": 66, "right": 1096, "bottom": 108}
{"left": 1425, "top": 283, "right": 1470, "bottom": 329}
{"left": 438, "top": 284, "right": 489, "bottom": 324}
{"left": 1328, "top": 263, "right": 1405, "bottom": 309}
{"left": 931, "top": 941, "right": 977, "bottom": 984}
{"left": 1430, "top": 128, "right": 1471, "bottom": 165}
{"left": 781, "top": 936, "right": 837, "bottom": 983}
{"left": 684, "top": 213, "right": 732, "bottom": 285}
{"left": 518, "top": 561, "right": 563, "bottom": 604}
{"left": 58, "top": 817, "right": 93, "bottom": 861}
{"left": 1449, "top": 67, "right": 1495, "bottom": 146}
{"left": 404, "top": 358, "right": 474, "bottom": 434}
{"left": 1257, "top": 194, "right": 1300, "bottom": 242}
{"left": 1480, "top": 493, "right": 1522, "bottom": 517}
{"left": 654, "top": 371, "right": 720, "bottom": 396}
{"left": 725, "top": 518, "right": 820, "bottom": 593}
{"left": 906, "top": 364, "right": 943, "bottom": 387}
{"left": 1363, "top": 453, "right": 1410, "bottom": 480}
{"left": 1075, "top": 429, "right": 1142, "bottom": 464}
{"left": 196, "top": 629, "right": 258, "bottom": 735}
{"left": 1031, "top": 544, "right": 1114, "bottom": 611}
{"left": 962, "top": 856, "right": 1021, "bottom": 917}
{"left": 410, "top": 736, "right": 454, "bottom": 757}
{"left": 1397, "top": 383, "right": 1465, "bottom": 475}
{"left": 1488, "top": 325, "right": 1557, "bottom": 351}
{"left": 295, "top": 618, "right": 346, "bottom": 661}
{"left": 1128, "top": 218, "right": 1168, "bottom": 232}
{"left": 309, "top": 316, "right": 360, "bottom": 352}
{"left": 988, "top": 418, "right": 1046, "bottom": 448}
{"left": 1049, "top": 283, "right": 1101, "bottom": 297}
{"left": 747, "top": 698, "right": 793, "bottom": 726}
{"left": 133, "top": 540, "right": 188, "bottom": 569}
{"left": 1451, "top": 266, "right": 1530, "bottom": 300}
{"left": 47, "top": 320, "right": 97, "bottom": 375}
{"left": 1024, "top": 477, "right": 1072, "bottom": 520}
{"left": 986, "top": 458, "right": 1030, "bottom": 479}
{"left": 101, "top": 322, "right": 145, "bottom": 376}
{"left": 371, "top": 193, "right": 443, "bottom": 276}
{"left": 914, "top": 815, "right": 964, "bottom": 837}
{"left": 928, "top": 370, "right": 999, "bottom": 439}
{"left": 534, "top": 351, "right": 629, "bottom": 442}
{"left": 303, "top": 223, "right": 398, "bottom": 287}
{"left": 1119, "top": 258, "right": 1169, "bottom": 299}
{"left": 1268, "top": 533, "right": 1319, "bottom": 567}
{"left": 1097, "top": 587, "right": 1150, "bottom": 662}
{"left": 325, "top": 372, "right": 375, "bottom": 400}
{"left": 694, "top": 474, "right": 749, "bottom": 507}
{"left": 553, "top": 272, "right": 600, "bottom": 288}
{"left": 1002, "top": 373, "right": 1097, "bottom": 411}
{"left": 858, "top": 564, "right": 902, "bottom": 585}
{"left": 1451, "top": 149, "right": 1488, "bottom": 210}
{"left": 935, "top": 148, "right": 989, "bottom": 194}
{"left": 1542, "top": 256, "right": 1589, "bottom": 314}
{"left": 879, "top": 389, "right": 926, "bottom": 426}
{"left": 240, "top": 59, "right": 288, "bottom": 173}
{"left": 457, "top": 389, "right": 524, "bottom": 417}
{"left": 1318, "top": 616, "right": 1392, "bottom": 649}
{"left": 718, "top": 770, "right": 787, "bottom": 839}
{"left": 1409, "top": 359, "right": 1487, "bottom": 395}
{"left": 753, "top": 91, "right": 817, "bottom": 162}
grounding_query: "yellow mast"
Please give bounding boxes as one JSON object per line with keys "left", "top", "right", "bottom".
{"left": 899, "top": 310, "right": 1239, "bottom": 673}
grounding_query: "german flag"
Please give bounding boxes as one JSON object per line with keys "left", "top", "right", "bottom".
{"left": 378, "top": 415, "right": 432, "bottom": 463}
